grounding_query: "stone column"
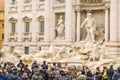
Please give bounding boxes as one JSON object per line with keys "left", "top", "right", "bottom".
{"left": 119, "top": 0, "right": 120, "bottom": 41}
{"left": 31, "top": 0, "right": 37, "bottom": 42}
{"left": 106, "top": 0, "right": 120, "bottom": 56}
{"left": 17, "top": 0, "right": 22, "bottom": 42}
{"left": 105, "top": 8, "right": 109, "bottom": 42}
{"left": 44, "top": 0, "right": 51, "bottom": 41}
{"left": 110, "top": 0, "right": 118, "bottom": 42}
{"left": 77, "top": 11, "right": 81, "bottom": 41}
{"left": 65, "top": 0, "right": 72, "bottom": 41}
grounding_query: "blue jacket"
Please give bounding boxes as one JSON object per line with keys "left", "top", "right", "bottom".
{"left": 0, "top": 73, "right": 4, "bottom": 80}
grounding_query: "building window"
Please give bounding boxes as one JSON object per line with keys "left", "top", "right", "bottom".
{"left": 39, "top": 0, "right": 44, "bottom": 2}
{"left": 56, "top": 0, "right": 65, "bottom": 3}
{"left": 2, "top": 34, "right": 4, "bottom": 40}
{"left": 11, "top": 0, "right": 16, "bottom": 5}
{"left": 25, "top": 0, "right": 31, "bottom": 3}
{"left": 23, "top": 16, "right": 31, "bottom": 33}
{"left": 39, "top": 21, "right": 44, "bottom": 33}
{"left": 25, "top": 47, "right": 29, "bottom": 54}
{"left": 11, "top": 23, "right": 16, "bottom": 33}
{"left": 39, "top": 47, "right": 41, "bottom": 51}
{"left": 9, "top": 17, "right": 17, "bottom": 33}
{"left": 12, "top": 0, "right": 16, "bottom": 2}
{"left": 25, "top": 22, "right": 30, "bottom": 33}
{"left": 38, "top": 16, "right": 44, "bottom": 33}
{"left": 2, "top": 24, "right": 4, "bottom": 28}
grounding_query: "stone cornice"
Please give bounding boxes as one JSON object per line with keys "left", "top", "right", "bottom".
{"left": 53, "top": 4, "right": 65, "bottom": 11}
{"left": 74, "top": 2, "right": 110, "bottom": 11}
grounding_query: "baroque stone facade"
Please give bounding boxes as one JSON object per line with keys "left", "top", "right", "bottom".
{"left": 4, "top": 0, "right": 120, "bottom": 55}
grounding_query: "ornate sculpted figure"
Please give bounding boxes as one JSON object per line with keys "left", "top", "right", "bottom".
{"left": 55, "top": 15, "right": 65, "bottom": 39}
{"left": 81, "top": 13, "right": 98, "bottom": 43}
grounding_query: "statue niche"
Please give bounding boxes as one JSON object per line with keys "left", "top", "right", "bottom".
{"left": 55, "top": 15, "right": 65, "bottom": 39}
{"left": 81, "top": 13, "right": 98, "bottom": 43}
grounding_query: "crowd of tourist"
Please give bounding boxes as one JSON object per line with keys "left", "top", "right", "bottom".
{"left": 0, "top": 60, "right": 120, "bottom": 80}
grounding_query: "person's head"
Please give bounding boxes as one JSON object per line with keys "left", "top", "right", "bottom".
{"left": 3, "top": 69, "right": 8, "bottom": 74}
{"left": 53, "top": 63, "right": 56, "bottom": 66}
{"left": 25, "top": 64, "right": 28, "bottom": 68}
{"left": 87, "top": 13, "right": 92, "bottom": 19}
{"left": 43, "top": 61, "right": 46, "bottom": 64}
{"left": 0, "top": 69, "right": 2, "bottom": 73}
{"left": 55, "top": 70, "right": 60, "bottom": 75}
{"left": 22, "top": 72, "right": 28, "bottom": 78}
{"left": 110, "top": 65, "right": 113, "bottom": 69}
{"left": 103, "top": 66, "right": 107, "bottom": 71}
{"left": 20, "top": 59, "right": 22, "bottom": 63}
{"left": 96, "top": 67, "right": 100, "bottom": 70}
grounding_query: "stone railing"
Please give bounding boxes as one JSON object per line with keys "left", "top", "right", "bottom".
{"left": 9, "top": 33, "right": 18, "bottom": 42}
{"left": 80, "top": 0, "right": 103, "bottom": 4}
{"left": 37, "top": 32, "right": 44, "bottom": 41}
{"left": 22, "top": 32, "right": 32, "bottom": 41}
{"left": 54, "top": 0, "right": 65, "bottom": 4}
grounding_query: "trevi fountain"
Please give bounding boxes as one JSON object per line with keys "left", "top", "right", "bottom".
{"left": 1, "top": 0, "right": 120, "bottom": 70}
{"left": 1, "top": 12, "right": 120, "bottom": 70}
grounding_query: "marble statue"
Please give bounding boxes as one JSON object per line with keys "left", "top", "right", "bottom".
{"left": 88, "top": 43, "right": 101, "bottom": 61}
{"left": 55, "top": 15, "right": 65, "bottom": 39}
{"left": 99, "top": 44, "right": 108, "bottom": 60}
{"left": 81, "top": 13, "right": 98, "bottom": 43}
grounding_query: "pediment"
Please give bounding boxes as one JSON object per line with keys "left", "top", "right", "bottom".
{"left": 38, "top": 16, "right": 44, "bottom": 21}
{"left": 23, "top": 16, "right": 32, "bottom": 22}
{"left": 9, "top": 17, "right": 17, "bottom": 22}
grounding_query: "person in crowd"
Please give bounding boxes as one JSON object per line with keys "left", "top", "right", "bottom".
{"left": 112, "top": 66, "right": 120, "bottom": 80}
{"left": 8, "top": 68, "right": 22, "bottom": 80}
{"left": 22, "top": 72, "right": 30, "bottom": 80}
{"left": 3, "top": 69, "right": 12, "bottom": 80}
{"left": 77, "top": 71, "right": 87, "bottom": 80}
{"left": 0, "top": 69, "right": 4, "bottom": 80}
{"left": 94, "top": 71, "right": 103, "bottom": 80}
{"left": 107, "top": 65, "right": 114, "bottom": 80}
{"left": 17, "top": 60, "right": 25, "bottom": 69}
{"left": 22, "top": 65, "right": 31, "bottom": 78}
{"left": 102, "top": 67, "right": 108, "bottom": 80}
{"left": 41, "top": 61, "right": 48, "bottom": 70}
{"left": 31, "top": 71, "right": 44, "bottom": 80}
{"left": 86, "top": 69, "right": 93, "bottom": 80}
{"left": 96, "top": 67, "right": 100, "bottom": 73}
